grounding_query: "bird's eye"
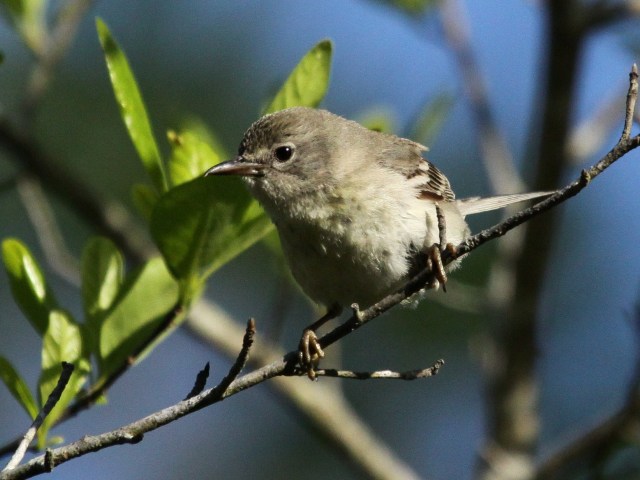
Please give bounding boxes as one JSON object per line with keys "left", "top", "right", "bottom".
{"left": 274, "top": 145, "right": 294, "bottom": 162}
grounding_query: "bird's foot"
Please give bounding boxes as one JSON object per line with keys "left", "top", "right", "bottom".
{"left": 297, "top": 304, "right": 342, "bottom": 380}
{"left": 298, "top": 329, "right": 325, "bottom": 380}
{"left": 426, "top": 242, "right": 457, "bottom": 291}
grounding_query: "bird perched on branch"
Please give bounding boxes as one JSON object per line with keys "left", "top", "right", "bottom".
{"left": 206, "top": 107, "right": 549, "bottom": 379}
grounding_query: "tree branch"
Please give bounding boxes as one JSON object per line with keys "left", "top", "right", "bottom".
{"left": 2, "top": 363, "right": 74, "bottom": 473}
{"left": 535, "top": 286, "right": 640, "bottom": 479}
{"left": 477, "top": 3, "right": 591, "bottom": 477}
{"left": 0, "top": 121, "right": 153, "bottom": 262}
{"left": 315, "top": 359, "right": 444, "bottom": 380}
{"left": 57, "top": 303, "right": 185, "bottom": 424}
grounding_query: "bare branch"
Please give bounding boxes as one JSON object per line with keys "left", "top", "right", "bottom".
{"left": 622, "top": 64, "right": 639, "bottom": 140}
{"left": 59, "top": 304, "right": 184, "bottom": 423}
{"left": 0, "top": 121, "right": 154, "bottom": 262}
{"left": 315, "top": 359, "right": 444, "bottom": 380}
{"left": 216, "top": 318, "right": 256, "bottom": 393}
{"left": 183, "top": 363, "right": 210, "bottom": 400}
{"left": 477, "top": 5, "right": 589, "bottom": 475}
{"left": 2, "top": 363, "right": 74, "bottom": 472}
{"left": 583, "top": 0, "right": 640, "bottom": 30}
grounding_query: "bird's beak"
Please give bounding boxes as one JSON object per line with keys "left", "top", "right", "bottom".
{"left": 204, "top": 157, "right": 265, "bottom": 177}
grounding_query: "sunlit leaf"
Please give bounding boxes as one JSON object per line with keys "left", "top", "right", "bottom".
{"left": 180, "top": 116, "right": 229, "bottom": 158}
{"left": 0, "top": 355, "right": 38, "bottom": 420}
{"left": 264, "top": 40, "right": 332, "bottom": 114}
{"left": 96, "top": 18, "right": 167, "bottom": 192}
{"left": 99, "top": 257, "right": 179, "bottom": 378}
{"left": 81, "top": 237, "right": 124, "bottom": 354}
{"left": 37, "top": 310, "right": 90, "bottom": 448}
{"left": 2, "top": 238, "right": 57, "bottom": 335}
{"left": 151, "top": 176, "right": 272, "bottom": 292}
{"left": 167, "top": 130, "right": 220, "bottom": 187}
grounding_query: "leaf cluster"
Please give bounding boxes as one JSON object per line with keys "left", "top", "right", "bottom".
{"left": 0, "top": 18, "right": 333, "bottom": 448}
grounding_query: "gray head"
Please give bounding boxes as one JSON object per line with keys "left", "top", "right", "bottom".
{"left": 205, "top": 108, "right": 360, "bottom": 202}
{"left": 205, "top": 107, "right": 431, "bottom": 212}
{"left": 207, "top": 107, "right": 359, "bottom": 177}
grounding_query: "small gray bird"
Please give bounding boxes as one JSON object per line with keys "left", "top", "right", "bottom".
{"left": 206, "top": 107, "right": 549, "bottom": 377}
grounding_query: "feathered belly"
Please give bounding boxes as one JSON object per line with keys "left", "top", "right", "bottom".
{"left": 277, "top": 217, "right": 419, "bottom": 308}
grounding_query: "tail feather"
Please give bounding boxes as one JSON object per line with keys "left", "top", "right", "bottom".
{"left": 455, "top": 191, "right": 553, "bottom": 216}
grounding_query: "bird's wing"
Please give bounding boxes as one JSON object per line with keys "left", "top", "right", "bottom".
{"left": 455, "top": 191, "right": 553, "bottom": 216}
{"left": 379, "top": 136, "right": 456, "bottom": 202}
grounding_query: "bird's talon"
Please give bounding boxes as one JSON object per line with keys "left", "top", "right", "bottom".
{"left": 299, "top": 329, "right": 324, "bottom": 380}
{"left": 427, "top": 244, "right": 448, "bottom": 291}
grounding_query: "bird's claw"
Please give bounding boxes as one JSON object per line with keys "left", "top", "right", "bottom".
{"left": 299, "top": 329, "right": 325, "bottom": 380}
{"left": 427, "top": 242, "right": 457, "bottom": 291}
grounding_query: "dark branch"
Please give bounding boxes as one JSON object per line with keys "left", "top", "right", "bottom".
{"left": 215, "top": 318, "right": 256, "bottom": 394}
{"left": 2, "top": 363, "right": 74, "bottom": 472}
{"left": 315, "top": 359, "right": 445, "bottom": 380}
{"left": 184, "top": 363, "right": 210, "bottom": 400}
{"left": 59, "top": 304, "right": 184, "bottom": 423}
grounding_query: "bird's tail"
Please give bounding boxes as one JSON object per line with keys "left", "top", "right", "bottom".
{"left": 455, "top": 191, "right": 553, "bottom": 216}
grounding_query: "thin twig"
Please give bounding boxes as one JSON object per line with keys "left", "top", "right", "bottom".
{"left": 59, "top": 303, "right": 184, "bottom": 423}
{"left": 216, "top": 318, "right": 256, "bottom": 393}
{"left": 183, "top": 363, "right": 210, "bottom": 400}
{"left": 623, "top": 64, "right": 639, "bottom": 140}
{"left": 2, "top": 363, "right": 74, "bottom": 472}
{"left": 315, "top": 359, "right": 444, "bottom": 380}
{"left": 187, "top": 300, "right": 424, "bottom": 480}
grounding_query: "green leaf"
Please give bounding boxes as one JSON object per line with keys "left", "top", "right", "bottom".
{"left": 2, "top": 238, "right": 57, "bottom": 335}
{"left": 359, "top": 110, "right": 396, "bottom": 134}
{"left": 81, "top": 237, "right": 124, "bottom": 354}
{"left": 99, "top": 257, "right": 179, "bottom": 378}
{"left": 131, "top": 183, "right": 160, "bottom": 221}
{"left": 177, "top": 116, "right": 229, "bottom": 160}
{"left": 37, "top": 310, "right": 90, "bottom": 448}
{"left": 264, "top": 39, "right": 333, "bottom": 114}
{"left": 96, "top": 18, "right": 167, "bottom": 192}
{"left": 381, "top": 0, "right": 437, "bottom": 15}
{"left": 150, "top": 176, "right": 273, "bottom": 292}
{"left": 167, "top": 130, "right": 219, "bottom": 187}
{"left": 409, "top": 92, "right": 454, "bottom": 146}
{"left": 81, "top": 237, "right": 124, "bottom": 319}
{"left": 0, "top": 0, "right": 46, "bottom": 54}
{"left": 0, "top": 355, "right": 38, "bottom": 420}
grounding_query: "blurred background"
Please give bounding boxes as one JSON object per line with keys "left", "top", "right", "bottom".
{"left": 1, "top": 1, "right": 640, "bottom": 479}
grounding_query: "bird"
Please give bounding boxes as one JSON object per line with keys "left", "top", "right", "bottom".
{"left": 205, "top": 106, "right": 549, "bottom": 378}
